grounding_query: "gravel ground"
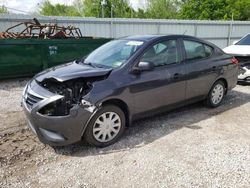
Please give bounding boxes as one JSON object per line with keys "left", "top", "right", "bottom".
{"left": 0, "top": 78, "right": 250, "bottom": 188}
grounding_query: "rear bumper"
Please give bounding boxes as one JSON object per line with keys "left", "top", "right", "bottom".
{"left": 22, "top": 80, "right": 95, "bottom": 146}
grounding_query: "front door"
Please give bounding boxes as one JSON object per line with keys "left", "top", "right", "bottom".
{"left": 130, "top": 39, "right": 186, "bottom": 116}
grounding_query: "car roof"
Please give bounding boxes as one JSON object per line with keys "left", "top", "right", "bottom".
{"left": 121, "top": 34, "right": 197, "bottom": 41}
{"left": 120, "top": 34, "right": 221, "bottom": 50}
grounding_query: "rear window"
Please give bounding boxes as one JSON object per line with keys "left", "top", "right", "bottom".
{"left": 183, "top": 40, "right": 213, "bottom": 61}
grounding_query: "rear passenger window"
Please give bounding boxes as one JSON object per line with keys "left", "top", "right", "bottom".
{"left": 183, "top": 40, "right": 213, "bottom": 61}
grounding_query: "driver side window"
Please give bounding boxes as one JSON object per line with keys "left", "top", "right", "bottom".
{"left": 141, "top": 40, "right": 179, "bottom": 67}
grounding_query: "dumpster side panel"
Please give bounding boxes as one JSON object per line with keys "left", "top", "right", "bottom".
{"left": 45, "top": 39, "right": 111, "bottom": 68}
{"left": 0, "top": 38, "right": 111, "bottom": 79}
{"left": 0, "top": 43, "right": 43, "bottom": 79}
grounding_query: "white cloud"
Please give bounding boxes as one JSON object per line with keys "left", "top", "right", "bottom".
{"left": 0, "top": 0, "right": 39, "bottom": 13}
{"left": 130, "top": 0, "right": 147, "bottom": 9}
{"left": 0, "top": 0, "right": 75, "bottom": 13}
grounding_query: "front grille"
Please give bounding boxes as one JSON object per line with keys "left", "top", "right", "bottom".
{"left": 26, "top": 92, "right": 43, "bottom": 109}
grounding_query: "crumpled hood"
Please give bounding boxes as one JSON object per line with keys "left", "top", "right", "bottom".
{"left": 35, "top": 61, "right": 112, "bottom": 82}
{"left": 223, "top": 45, "right": 250, "bottom": 56}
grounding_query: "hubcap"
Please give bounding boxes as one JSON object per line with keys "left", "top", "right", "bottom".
{"left": 211, "top": 84, "right": 224, "bottom": 105}
{"left": 93, "top": 112, "right": 121, "bottom": 142}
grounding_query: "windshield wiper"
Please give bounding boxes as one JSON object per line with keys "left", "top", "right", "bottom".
{"left": 83, "top": 61, "right": 98, "bottom": 68}
{"left": 76, "top": 56, "right": 85, "bottom": 63}
{"left": 85, "top": 62, "right": 112, "bottom": 69}
{"left": 76, "top": 58, "right": 95, "bottom": 67}
{"left": 78, "top": 59, "right": 111, "bottom": 69}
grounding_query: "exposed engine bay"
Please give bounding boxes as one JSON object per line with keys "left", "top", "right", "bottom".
{"left": 37, "top": 77, "right": 105, "bottom": 116}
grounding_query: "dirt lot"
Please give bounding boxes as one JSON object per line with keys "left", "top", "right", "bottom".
{"left": 0, "top": 78, "right": 250, "bottom": 188}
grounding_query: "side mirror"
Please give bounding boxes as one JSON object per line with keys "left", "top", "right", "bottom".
{"left": 233, "top": 40, "right": 238, "bottom": 45}
{"left": 132, "top": 61, "right": 154, "bottom": 73}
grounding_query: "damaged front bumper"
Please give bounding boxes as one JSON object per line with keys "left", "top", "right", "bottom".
{"left": 21, "top": 80, "right": 96, "bottom": 146}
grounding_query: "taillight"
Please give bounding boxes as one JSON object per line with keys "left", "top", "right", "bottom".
{"left": 231, "top": 57, "right": 239, "bottom": 64}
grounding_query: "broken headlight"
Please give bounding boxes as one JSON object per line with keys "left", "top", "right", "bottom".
{"left": 38, "top": 78, "right": 93, "bottom": 116}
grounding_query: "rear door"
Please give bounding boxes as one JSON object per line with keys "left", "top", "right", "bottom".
{"left": 181, "top": 38, "right": 218, "bottom": 100}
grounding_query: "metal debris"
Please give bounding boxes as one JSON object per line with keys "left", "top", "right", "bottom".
{"left": 0, "top": 18, "right": 83, "bottom": 39}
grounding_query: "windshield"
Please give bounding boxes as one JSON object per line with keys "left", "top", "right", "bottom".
{"left": 84, "top": 39, "right": 144, "bottom": 68}
{"left": 236, "top": 34, "right": 250, "bottom": 45}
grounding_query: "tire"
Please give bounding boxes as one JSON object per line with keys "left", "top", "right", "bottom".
{"left": 206, "top": 80, "right": 226, "bottom": 108}
{"left": 84, "top": 105, "right": 126, "bottom": 147}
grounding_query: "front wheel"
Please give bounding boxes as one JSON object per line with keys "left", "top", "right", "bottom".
{"left": 206, "top": 80, "right": 226, "bottom": 108}
{"left": 84, "top": 105, "right": 126, "bottom": 147}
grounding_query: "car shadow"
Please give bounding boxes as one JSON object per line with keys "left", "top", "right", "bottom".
{"left": 54, "top": 89, "right": 250, "bottom": 157}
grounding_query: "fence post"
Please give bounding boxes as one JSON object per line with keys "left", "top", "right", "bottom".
{"left": 227, "top": 21, "right": 233, "bottom": 46}
{"left": 194, "top": 23, "right": 198, "bottom": 37}
{"left": 110, "top": 19, "right": 114, "bottom": 38}
{"left": 157, "top": 22, "right": 160, "bottom": 34}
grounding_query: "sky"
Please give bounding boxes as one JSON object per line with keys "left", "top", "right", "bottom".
{"left": 0, "top": 0, "right": 147, "bottom": 14}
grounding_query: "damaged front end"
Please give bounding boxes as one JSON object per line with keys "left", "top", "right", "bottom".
{"left": 37, "top": 77, "right": 97, "bottom": 116}
{"left": 22, "top": 73, "right": 109, "bottom": 146}
{"left": 22, "top": 61, "right": 112, "bottom": 145}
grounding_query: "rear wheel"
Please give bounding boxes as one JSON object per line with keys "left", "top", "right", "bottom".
{"left": 206, "top": 80, "right": 225, "bottom": 108}
{"left": 84, "top": 105, "right": 126, "bottom": 147}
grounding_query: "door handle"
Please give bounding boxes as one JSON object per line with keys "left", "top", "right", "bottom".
{"left": 173, "top": 73, "right": 179, "bottom": 79}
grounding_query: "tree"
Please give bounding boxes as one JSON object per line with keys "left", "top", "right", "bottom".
{"left": 39, "top": 0, "right": 81, "bottom": 16}
{"left": 37, "top": 0, "right": 250, "bottom": 20}
{"left": 179, "top": 0, "right": 250, "bottom": 20}
{"left": 0, "top": 5, "right": 8, "bottom": 14}
{"left": 134, "top": 8, "right": 147, "bottom": 18}
{"left": 76, "top": 0, "right": 134, "bottom": 18}
{"left": 145, "top": 0, "right": 178, "bottom": 19}
{"left": 73, "top": 0, "right": 84, "bottom": 16}
{"left": 77, "top": 0, "right": 98, "bottom": 17}
{"left": 233, "top": 0, "right": 250, "bottom": 20}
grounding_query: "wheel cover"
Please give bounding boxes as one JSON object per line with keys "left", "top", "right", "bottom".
{"left": 211, "top": 84, "right": 224, "bottom": 105}
{"left": 93, "top": 112, "right": 121, "bottom": 143}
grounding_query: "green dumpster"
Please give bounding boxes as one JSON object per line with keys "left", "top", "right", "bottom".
{"left": 0, "top": 38, "right": 111, "bottom": 79}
